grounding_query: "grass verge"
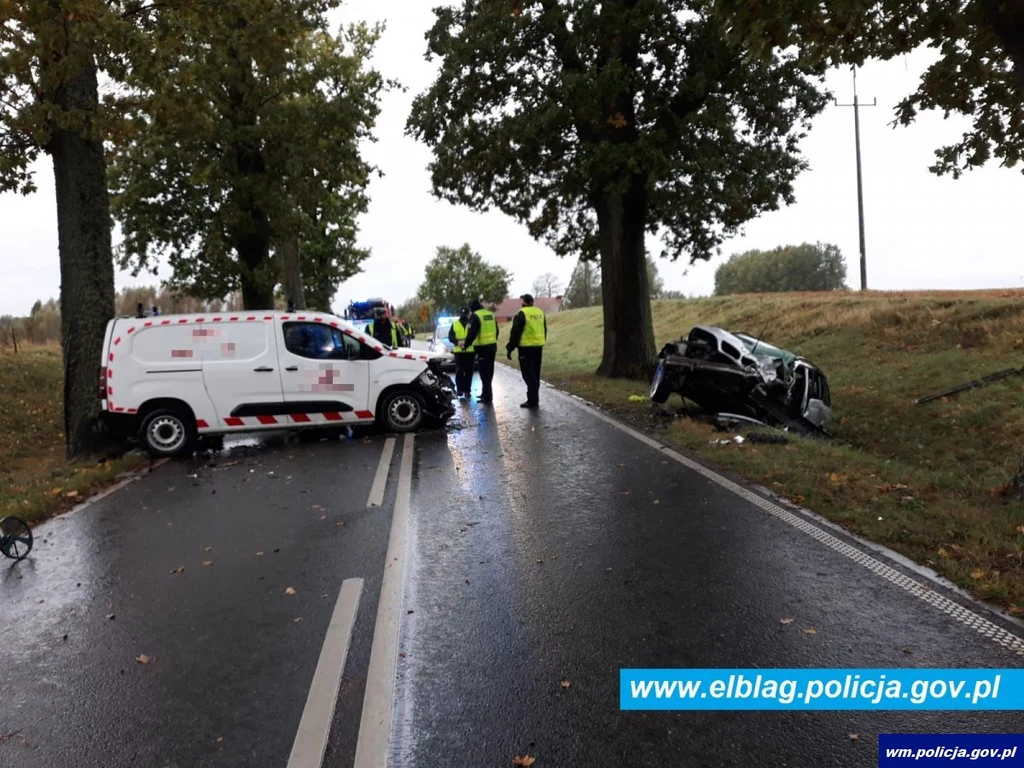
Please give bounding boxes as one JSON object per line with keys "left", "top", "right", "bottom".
{"left": 1, "top": 345, "right": 148, "bottom": 526}
{"left": 539, "top": 290, "right": 1024, "bottom": 611}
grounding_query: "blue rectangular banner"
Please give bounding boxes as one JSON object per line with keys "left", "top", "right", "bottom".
{"left": 619, "top": 669, "right": 1024, "bottom": 710}
{"left": 880, "top": 734, "right": 1024, "bottom": 765}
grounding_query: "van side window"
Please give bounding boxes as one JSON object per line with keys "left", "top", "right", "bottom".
{"left": 283, "top": 322, "right": 348, "bottom": 360}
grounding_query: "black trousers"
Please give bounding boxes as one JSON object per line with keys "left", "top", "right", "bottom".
{"left": 454, "top": 352, "right": 476, "bottom": 395}
{"left": 518, "top": 346, "right": 543, "bottom": 404}
{"left": 474, "top": 344, "right": 497, "bottom": 399}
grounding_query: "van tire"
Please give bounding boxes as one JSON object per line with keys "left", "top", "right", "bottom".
{"left": 379, "top": 389, "right": 425, "bottom": 433}
{"left": 139, "top": 408, "right": 197, "bottom": 457}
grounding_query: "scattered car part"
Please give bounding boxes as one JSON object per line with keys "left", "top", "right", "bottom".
{"left": 0, "top": 516, "right": 33, "bottom": 561}
{"left": 914, "top": 365, "right": 1024, "bottom": 405}
{"left": 652, "top": 326, "right": 832, "bottom": 438}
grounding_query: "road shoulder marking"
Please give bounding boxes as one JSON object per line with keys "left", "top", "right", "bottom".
{"left": 367, "top": 437, "right": 398, "bottom": 508}
{"left": 553, "top": 382, "right": 1024, "bottom": 657}
{"left": 354, "top": 432, "right": 414, "bottom": 768}
{"left": 287, "top": 577, "right": 364, "bottom": 768}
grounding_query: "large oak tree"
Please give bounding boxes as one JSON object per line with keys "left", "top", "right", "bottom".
{"left": 407, "top": 0, "right": 828, "bottom": 378}
{"left": 110, "top": 2, "right": 387, "bottom": 310}
{"left": 1, "top": 0, "right": 130, "bottom": 456}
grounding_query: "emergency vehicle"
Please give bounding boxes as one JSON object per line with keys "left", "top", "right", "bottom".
{"left": 99, "top": 311, "right": 455, "bottom": 456}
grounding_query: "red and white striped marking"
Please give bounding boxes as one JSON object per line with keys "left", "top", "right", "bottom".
{"left": 205, "top": 411, "right": 376, "bottom": 431}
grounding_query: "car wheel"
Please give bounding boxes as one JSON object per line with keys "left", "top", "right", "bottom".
{"left": 650, "top": 361, "right": 674, "bottom": 404}
{"left": 140, "top": 408, "right": 196, "bottom": 457}
{"left": 380, "top": 390, "right": 425, "bottom": 433}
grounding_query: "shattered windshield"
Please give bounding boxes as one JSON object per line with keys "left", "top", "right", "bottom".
{"left": 734, "top": 332, "right": 798, "bottom": 364}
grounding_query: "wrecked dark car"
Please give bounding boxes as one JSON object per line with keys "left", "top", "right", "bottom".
{"left": 650, "top": 326, "right": 833, "bottom": 437}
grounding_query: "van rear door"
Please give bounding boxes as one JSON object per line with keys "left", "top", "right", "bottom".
{"left": 199, "top": 318, "right": 285, "bottom": 428}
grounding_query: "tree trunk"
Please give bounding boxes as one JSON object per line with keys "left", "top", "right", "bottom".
{"left": 594, "top": 179, "right": 657, "bottom": 379}
{"left": 1010, "top": 450, "right": 1024, "bottom": 499}
{"left": 279, "top": 236, "right": 305, "bottom": 310}
{"left": 45, "top": 54, "right": 117, "bottom": 458}
{"left": 235, "top": 214, "right": 275, "bottom": 310}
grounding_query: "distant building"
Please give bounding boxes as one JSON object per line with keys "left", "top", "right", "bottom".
{"left": 491, "top": 296, "right": 565, "bottom": 323}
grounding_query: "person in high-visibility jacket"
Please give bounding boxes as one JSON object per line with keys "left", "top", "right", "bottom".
{"left": 448, "top": 307, "right": 476, "bottom": 398}
{"left": 366, "top": 309, "right": 399, "bottom": 347}
{"left": 463, "top": 297, "right": 499, "bottom": 403}
{"left": 506, "top": 294, "right": 547, "bottom": 408}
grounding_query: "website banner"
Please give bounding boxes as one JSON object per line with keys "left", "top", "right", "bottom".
{"left": 619, "top": 669, "right": 1024, "bottom": 711}
{"left": 879, "top": 734, "right": 1024, "bottom": 765}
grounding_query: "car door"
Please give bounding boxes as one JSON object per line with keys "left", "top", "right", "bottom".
{"left": 198, "top": 318, "right": 286, "bottom": 428}
{"left": 277, "top": 319, "right": 373, "bottom": 423}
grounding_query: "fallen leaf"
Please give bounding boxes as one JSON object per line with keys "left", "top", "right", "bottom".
{"left": 780, "top": 618, "right": 795, "bottom": 625}
{"left": 803, "top": 628, "right": 817, "bottom": 635}
{"left": 1009, "top": 605, "right": 1024, "bottom": 616}
{"left": 971, "top": 569, "right": 986, "bottom": 580}
{"left": 216, "top": 737, "right": 223, "bottom": 743}
{"left": 320, "top": 515, "right": 327, "bottom": 521}
{"left": 937, "top": 547, "right": 949, "bottom": 558}
{"left": 604, "top": 567, "right": 613, "bottom": 572}
{"left": 66, "top": 490, "right": 81, "bottom": 499}
{"left": 513, "top": 757, "right": 537, "bottom": 766}
{"left": 560, "top": 680, "right": 571, "bottom": 689}
{"left": 169, "top": 566, "right": 185, "bottom": 575}
{"left": 849, "top": 733, "right": 859, "bottom": 741}
{"left": 204, "top": 546, "right": 212, "bottom": 552}
{"left": 793, "top": 495, "right": 805, "bottom": 504}
{"left": 828, "top": 473, "right": 841, "bottom": 484}
{"left": 1016, "top": 525, "right": 1024, "bottom": 535}
{"left": 294, "top": 617, "right": 303, "bottom": 623}
{"left": 312, "top": 504, "right": 323, "bottom": 510}
{"left": 135, "top": 654, "right": 151, "bottom": 664}
{"left": 653, "top": 500, "right": 660, "bottom": 505}
{"left": 202, "top": 561, "right": 213, "bottom": 567}
{"left": 335, "top": 521, "right": 345, "bottom": 528}
{"left": 255, "top": 551, "right": 265, "bottom": 556}
{"left": 285, "top": 587, "right": 297, "bottom": 595}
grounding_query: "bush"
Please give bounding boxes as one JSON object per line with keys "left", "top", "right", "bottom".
{"left": 714, "top": 242, "right": 849, "bottom": 295}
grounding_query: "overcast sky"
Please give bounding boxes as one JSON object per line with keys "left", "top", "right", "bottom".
{"left": 1, "top": 1, "right": 1021, "bottom": 317}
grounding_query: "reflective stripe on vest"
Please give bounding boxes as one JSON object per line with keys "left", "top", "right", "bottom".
{"left": 452, "top": 319, "right": 474, "bottom": 353}
{"left": 520, "top": 307, "right": 545, "bottom": 347}
{"left": 473, "top": 309, "right": 498, "bottom": 346}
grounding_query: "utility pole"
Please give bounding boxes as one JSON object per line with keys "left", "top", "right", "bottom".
{"left": 834, "top": 66, "right": 876, "bottom": 291}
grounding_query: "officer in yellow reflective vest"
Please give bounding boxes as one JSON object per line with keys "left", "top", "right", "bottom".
{"left": 448, "top": 307, "right": 476, "bottom": 398}
{"left": 464, "top": 298, "right": 500, "bottom": 403}
{"left": 506, "top": 294, "right": 547, "bottom": 408}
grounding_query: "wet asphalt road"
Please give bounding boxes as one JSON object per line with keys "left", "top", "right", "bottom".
{"left": 3, "top": 361, "right": 1024, "bottom": 767}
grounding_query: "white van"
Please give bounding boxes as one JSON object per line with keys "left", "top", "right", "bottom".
{"left": 99, "top": 311, "right": 456, "bottom": 456}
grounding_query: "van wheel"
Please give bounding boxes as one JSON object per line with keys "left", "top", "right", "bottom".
{"left": 380, "top": 390, "right": 425, "bottom": 433}
{"left": 650, "top": 361, "right": 674, "bottom": 404}
{"left": 140, "top": 408, "right": 196, "bottom": 457}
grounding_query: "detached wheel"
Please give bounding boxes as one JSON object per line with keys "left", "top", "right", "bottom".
{"left": 650, "top": 361, "right": 674, "bottom": 404}
{"left": 380, "top": 390, "right": 425, "bottom": 433}
{"left": 140, "top": 408, "right": 197, "bottom": 457}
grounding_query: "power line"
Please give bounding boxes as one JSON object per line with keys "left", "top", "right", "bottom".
{"left": 834, "top": 66, "right": 877, "bottom": 291}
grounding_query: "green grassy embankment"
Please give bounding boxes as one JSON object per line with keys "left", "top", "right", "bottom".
{"left": 0, "top": 345, "right": 147, "bottom": 525}
{"left": 540, "top": 291, "right": 1024, "bottom": 610}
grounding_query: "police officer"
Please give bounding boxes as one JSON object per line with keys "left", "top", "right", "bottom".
{"left": 449, "top": 307, "right": 476, "bottom": 398}
{"left": 506, "top": 294, "right": 546, "bottom": 408}
{"left": 463, "top": 297, "right": 499, "bottom": 403}
{"left": 367, "top": 308, "right": 399, "bottom": 347}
